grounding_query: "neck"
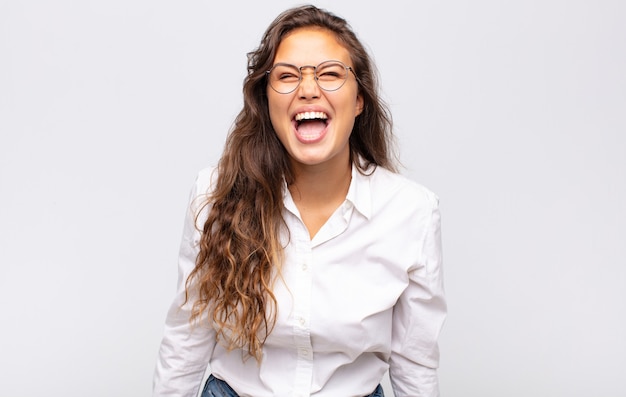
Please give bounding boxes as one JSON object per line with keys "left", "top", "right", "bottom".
{"left": 289, "top": 157, "right": 352, "bottom": 205}
{"left": 287, "top": 153, "right": 353, "bottom": 238}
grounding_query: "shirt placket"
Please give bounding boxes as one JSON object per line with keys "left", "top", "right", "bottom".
{"left": 291, "top": 226, "right": 314, "bottom": 397}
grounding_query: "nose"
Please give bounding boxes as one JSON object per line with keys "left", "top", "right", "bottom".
{"left": 297, "top": 68, "right": 320, "bottom": 99}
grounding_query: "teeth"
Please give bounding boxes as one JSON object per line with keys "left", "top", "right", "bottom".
{"left": 295, "top": 111, "right": 328, "bottom": 121}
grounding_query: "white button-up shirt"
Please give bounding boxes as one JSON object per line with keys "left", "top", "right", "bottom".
{"left": 154, "top": 164, "right": 446, "bottom": 397}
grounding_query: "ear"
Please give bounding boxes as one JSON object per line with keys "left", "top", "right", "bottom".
{"left": 355, "top": 93, "right": 364, "bottom": 116}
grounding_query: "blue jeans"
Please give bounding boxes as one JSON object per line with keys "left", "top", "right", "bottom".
{"left": 201, "top": 374, "right": 385, "bottom": 397}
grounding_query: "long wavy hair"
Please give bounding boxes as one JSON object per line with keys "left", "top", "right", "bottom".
{"left": 186, "top": 5, "right": 396, "bottom": 360}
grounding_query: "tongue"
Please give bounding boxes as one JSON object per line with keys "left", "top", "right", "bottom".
{"left": 297, "top": 120, "right": 326, "bottom": 140}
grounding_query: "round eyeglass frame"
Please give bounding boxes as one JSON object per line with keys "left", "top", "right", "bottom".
{"left": 266, "top": 60, "right": 357, "bottom": 94}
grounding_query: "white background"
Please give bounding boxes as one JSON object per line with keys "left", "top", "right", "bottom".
{"left": 1, "top": 1, "right": 625, "bottom": 396}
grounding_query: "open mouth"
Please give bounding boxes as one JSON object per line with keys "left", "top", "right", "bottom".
{"left": 293, "top": 111, "right": 329, "bottom": 142}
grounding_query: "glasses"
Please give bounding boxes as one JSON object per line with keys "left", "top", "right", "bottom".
{"left": 266, "top": 60, "right": 357, "bottom": 94}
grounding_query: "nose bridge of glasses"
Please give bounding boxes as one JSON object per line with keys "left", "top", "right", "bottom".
{"left": 298, "top": 65, "right": 318, "bottom": 82}
{"left": 296, "top": 65, "right": 321, "bottom": 94}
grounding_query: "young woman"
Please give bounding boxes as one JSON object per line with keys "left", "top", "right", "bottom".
{"left": 154, "top": 5, "right": 446, "bottom": 397}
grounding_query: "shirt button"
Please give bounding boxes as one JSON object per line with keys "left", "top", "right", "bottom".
{"left": 301, "top": 263, "right": 308, "bottom": 271}
{"left": 298, "top": 317, "right": 306, "bottom": 326}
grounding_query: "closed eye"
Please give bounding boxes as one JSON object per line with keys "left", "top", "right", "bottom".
{"left": 278, "top": 72, "right": 299, "bottom": 81}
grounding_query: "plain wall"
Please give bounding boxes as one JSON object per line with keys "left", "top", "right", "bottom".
{"left": 1, "top": 1, "right": 624, "bottom": 396}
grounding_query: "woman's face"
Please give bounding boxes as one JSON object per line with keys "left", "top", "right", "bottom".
{"left": 267, "top": 27, "right": 363, "bottom": 171}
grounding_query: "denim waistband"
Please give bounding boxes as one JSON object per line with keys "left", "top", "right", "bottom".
{"left": 201, "top": 374, "right": 385, "bottom": 397}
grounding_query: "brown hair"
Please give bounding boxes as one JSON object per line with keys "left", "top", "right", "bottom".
{"left": 186, "top": 5, "right": 396, "bottom": 360}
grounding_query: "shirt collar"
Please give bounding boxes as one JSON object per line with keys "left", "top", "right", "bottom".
{"left": 345, "top": 162, "right": 372, "bottom": 220}
{"left": 282, "top": 161, "right": 374, "bottom": 220}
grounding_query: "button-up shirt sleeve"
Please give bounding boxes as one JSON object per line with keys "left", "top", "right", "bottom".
{"left": 389, "top": 195, "right": 446, "bottom": 397}
{"left": 153, "top": 170, "right": 217, "bottom": 397}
